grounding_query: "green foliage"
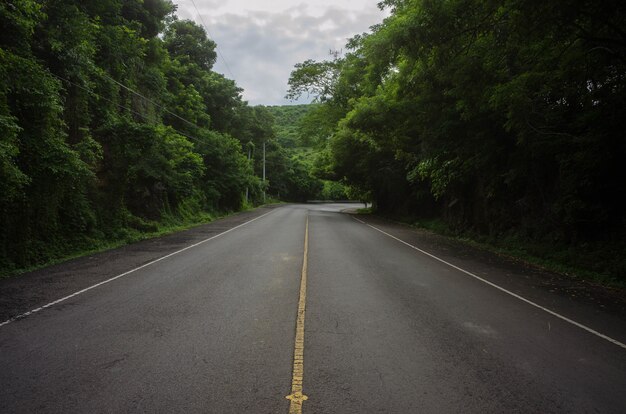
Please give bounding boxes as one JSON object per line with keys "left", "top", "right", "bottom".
{"left": 266, "top": 104, "right": 314, "bottom": 148}
{"left": 0, "top": 112, "right": 28, "bottom": 203}
{"left": 285, "top": 59, "right": 341, "bottom": 103}
{"left": 96, "top": 120, "right": 204, "bottom": 219}
{"left": 194, "top": 130, "right": 253, "bottom": 211}
{"left": 0, "top": 0, "right": 42, "bottom": 53}
{"left": 0, "top": 1, "right": 265, "bottom": 274}
{"left": 320, "top": 181, "right": 349, "bottom": 200}
{"left": 297, "top": 104, "right": 345, "bottom": 147}
{"left": 163, "top": 19, "right": 217, "bottom": 70}
{"left": 263, "top": 105, "right": 353, "bottom": 202}
{"left": 287, "top": 0, "right": 626, "bottom": 281}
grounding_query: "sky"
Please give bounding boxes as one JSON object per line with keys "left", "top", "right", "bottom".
{"left": 173, "top": 0, "right": 388, "bottom": 106}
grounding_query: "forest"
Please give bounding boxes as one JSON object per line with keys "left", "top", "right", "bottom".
{"left": 266, "top": 104, "right": 349, "bottom": 202}
{"left": 1, "top": 0, "right": 625, "bottom": 284}
{"left": 0, "top": 0, "right": 331, "bottom": 275}
{"left": 286, "top": 0, "right": 626, "bottom": 283}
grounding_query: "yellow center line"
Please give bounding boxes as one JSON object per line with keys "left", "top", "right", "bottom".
{"left": 285, "top": 215, "right": 309, "bottom": 413}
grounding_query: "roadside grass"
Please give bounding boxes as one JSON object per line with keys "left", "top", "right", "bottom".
{"left": 0, "top": 209, "right": 242, "bottom": 280}
{"left": 260, "top": 196, "right": 286, "bottom": 206}
{"left": 0, "top": 196, "right": 290, "bottom": 279}
{"left": 457, "top": 235, "right": 626, "bottom": 288}
{"left": 363, "top": 212, "right": 626, "bottom": 289}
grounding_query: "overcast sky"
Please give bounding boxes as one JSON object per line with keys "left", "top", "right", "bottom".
{"left": 173, "top": 0, "right": 388, "bottom": 106}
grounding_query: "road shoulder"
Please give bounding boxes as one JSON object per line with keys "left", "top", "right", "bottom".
{"left": 348, "top": 212, "right": 626, "bottom": 343}
{"left": 0, "top": 206, "right": 279, "bottom": 322}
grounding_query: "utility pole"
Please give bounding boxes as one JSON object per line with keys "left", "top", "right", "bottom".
{"left": 262, "top": 141, "right": 266, "bottom": 203}
{"left": 245, "top": 142, "right": 252, "bottom": 203}
{"left": 329, "top": 49, "right": 342, "bottom": 60}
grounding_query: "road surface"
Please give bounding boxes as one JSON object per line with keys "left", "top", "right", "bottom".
{"left": 1, "top": 204, "right": 625, "bottom": 413}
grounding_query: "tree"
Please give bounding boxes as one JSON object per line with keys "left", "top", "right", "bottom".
{"left": 163, "top": 19, "right": 217, "bottom": 71}
{"left": 287, "top": 0, "right": 626, "bottom": 259}
{"left": 0, "top": 0, "right": 264, "bottom": 273}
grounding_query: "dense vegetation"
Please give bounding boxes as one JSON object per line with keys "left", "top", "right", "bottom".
{"left": 3, "top": 0, "right": 622, "bottom": 282}
{"left": 0, "top": 0, "right": 283, "bottom": 274}
{"left": 287, "top": 0, "right": 626, "bottom": 282}
{"left": 266, "top": 104, "right": 349, "bottom": 201}
{"left": 267, "top": 104, "right": 313, "bottom": 149}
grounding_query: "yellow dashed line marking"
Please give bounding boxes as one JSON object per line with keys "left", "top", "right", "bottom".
{"left": 286, "top": 215, "right": 309, "bottom": 413}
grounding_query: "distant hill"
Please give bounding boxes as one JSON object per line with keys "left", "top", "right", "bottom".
{"left": 266, "top": 104, "right": 318, "bottom": 148}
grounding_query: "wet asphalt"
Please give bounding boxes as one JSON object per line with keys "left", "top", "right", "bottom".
{"left": 1, "top": 204, "right": 625, "bottom": 413}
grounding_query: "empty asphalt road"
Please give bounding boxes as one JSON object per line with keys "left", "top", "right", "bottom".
{"left": 1, "top": 204, "right": 625, "bottom": 413}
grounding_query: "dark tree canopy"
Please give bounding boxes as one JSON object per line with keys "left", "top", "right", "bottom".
{"left": 0, "top": 0, "right": 268, "bottom": 273}
{"left": 287, "top": 0, "right": 626, "bottom": 281}
{"left": 164, "top": 20, "right": 217, "bottom": 71}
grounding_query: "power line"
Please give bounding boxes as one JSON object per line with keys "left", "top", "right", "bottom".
{"left": 101, "top": 73, "right": 199, "bottom": 130}
{"left": 188, "top": 0, "right": 236, "bottom": 80}
{"left": 51, "top": 72, "right": 209, "bottom": 147}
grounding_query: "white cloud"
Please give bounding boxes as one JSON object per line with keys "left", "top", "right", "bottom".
{"left": 173, "top": 0, "right": 387, "bottom": 105}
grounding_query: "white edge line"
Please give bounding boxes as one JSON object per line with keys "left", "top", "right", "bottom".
{"left": 0, "top": 210, "right": 276, "bottom": 329}
{"left": 351, "top": 216, "right": 626, "bottom": 350}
